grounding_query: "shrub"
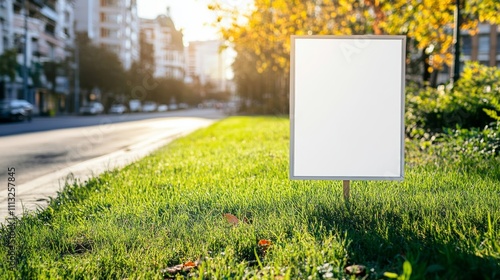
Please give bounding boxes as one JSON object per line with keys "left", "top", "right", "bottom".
{"left": 406, "top": 62, "right": 500, "bottom": 137}
{"left": 406, "top": 122, "right": 500, "bottom": 169}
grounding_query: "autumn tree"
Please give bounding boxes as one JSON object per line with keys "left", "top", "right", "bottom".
{"left": 378, "top": 0, "right": 500, "bottom": 85}
{"left": 210, "top": 0, "right": 499, "bottom": 112}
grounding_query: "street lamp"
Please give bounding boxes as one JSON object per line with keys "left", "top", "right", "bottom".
{"left": 74, "top": 36, "right": 80, "bottom": 114}
{"left": 452, "top": 0, "right": 462, "bottom": 82}
{"left": 22, "top": 0, "right": 29, "bottom": 101}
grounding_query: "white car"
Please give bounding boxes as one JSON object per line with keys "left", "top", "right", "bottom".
{"left": 129, "top": 99, "right": 142, "bottom": 112}
{"left": 142, "top": 102, "right": 157, "bottom": 112}
{"left": 80, "top": 102, "right": 104, "bottom": 115}
{"left": 157, "top": 104, "right": 168, "bottom": 112}
{"left": 109, "top": 104, "right": 127, "bottom": 114}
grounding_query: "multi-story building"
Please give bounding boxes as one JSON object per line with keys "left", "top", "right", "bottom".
{"left": 0, "top": 0, "right": 75, "bottom": 114}
{"left": 462, "top": 23, "right": 500, "bottom": 68}
{"left": 185, "top": 40, "right": 231, "bottom": 94}
{"left": 75, "top": 0, "right": 139, "bottom": 70}
{"left": 0, "top": 0, "right": 14, "bottom": 54}
{"left": 434, "top": 23, "right": 499, "bottom": 85}
{"left": 140, "top": 8, "right": 185, "bottom": 80}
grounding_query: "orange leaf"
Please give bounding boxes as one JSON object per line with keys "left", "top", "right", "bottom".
{"left": 258, "top": 239, "right": 272, "bottom": 247}
{"left": 224, "top": 213, "right": 239, "bottom": 225}
{"left": 183, "top": 261, "right": 196, "bottom": 268}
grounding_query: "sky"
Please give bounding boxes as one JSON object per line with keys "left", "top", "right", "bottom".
{"left": 137, "top": 0, "right": 253, "bottom": 44}
{"left": 137, "top": 0, "right": 222, "bottom": 43}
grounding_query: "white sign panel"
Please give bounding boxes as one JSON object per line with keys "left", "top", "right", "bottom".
{"left": 290, "top": 36, "right": 406, "bottom": 180}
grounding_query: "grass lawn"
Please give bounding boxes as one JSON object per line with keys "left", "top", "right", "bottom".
{"left": 1, "top": 116, "right": 499, "bottom": 279}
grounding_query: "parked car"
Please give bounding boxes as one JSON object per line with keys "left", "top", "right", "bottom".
{"left": 157, "top": 104, "right": 168, "bottom": 112}
{"left": 168, "top": 103, "right": 178, "bottom": 110}
{"left": 80, "top": 102, "right": 104, "bottom": 115}
{"left": 0, "top": 99, "right": 34, "bottom": 122}
{"left": 129, "top": 99, "right": 142, "bottom": 113}
{"left": 109, "top": 104, "right": 127, "bottom": 114}
{"left": 142, "top": 101, "right": 157, "bottom": 112}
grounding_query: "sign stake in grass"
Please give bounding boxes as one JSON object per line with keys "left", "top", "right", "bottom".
{"left": 343, "top": 180, "right": 350, "bottom": 201}
{"left": 290, "top": 35, "right": 406, "bottom": 199}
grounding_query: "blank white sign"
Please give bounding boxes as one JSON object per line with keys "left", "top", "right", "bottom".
{"left": 290, "top": 36, "right": 405, "bottom": 180}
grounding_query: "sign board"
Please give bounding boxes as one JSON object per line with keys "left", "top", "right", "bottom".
{"left": 290, "top": 35, "right": 406, "bottom": 180}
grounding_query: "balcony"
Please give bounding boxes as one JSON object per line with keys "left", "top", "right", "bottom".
{"left": 40, "top": 5, "right": 58, "bottom": 22}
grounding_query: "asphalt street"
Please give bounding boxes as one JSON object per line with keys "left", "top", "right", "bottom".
{"left": 0, "top": 108, "right": 225, "bottom": 221}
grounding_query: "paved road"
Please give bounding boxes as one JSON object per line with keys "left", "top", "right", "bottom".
{"left": 0, "top": 108, "right": 222, "bottom": 136}
{"left": 0, "top": 108, "right": 225, "bottom": 221}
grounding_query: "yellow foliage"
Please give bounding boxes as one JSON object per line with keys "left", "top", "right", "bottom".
{"left": 208, "top": 0, "right": 499, "bottom": 82}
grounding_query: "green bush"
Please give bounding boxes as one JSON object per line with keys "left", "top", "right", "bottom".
{"left": 406, "top": 62, "right": 500, "bottom": 137}
{"left": 406, "top": 121, "right": 500, "bottom": 173}
{"left": 433, "top": 122, "right": 499, "bottom": 161}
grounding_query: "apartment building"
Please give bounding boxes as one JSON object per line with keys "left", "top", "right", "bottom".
{"left": 185, "top": 40, "right": 231, "bottom": 94}
{"left": 0, "top": 0, "right": 14, "bottom": 54}
{"left": 140, "top": 8, "right": 185, "bottom": 80}
{"left": 75, "top": 0, "right": 139, "bottom": 70}
{"left": 0, "top": 0, "right": 75, "bottom": 114}
{"left": 462, "top": 23, "right": 500, "bottom": 68}
{"left": 434, "top": 23, "right": 499, "bottom": 85}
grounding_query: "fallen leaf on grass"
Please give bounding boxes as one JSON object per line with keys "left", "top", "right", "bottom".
{"left": 161, "top": 260, "right": 200, "bottom": 277}
{"left": 258, "top": 239, "right": 272, "bottom": 247}
{"left": 224, "top": 213, "right": 239, "bottom": 225}
{"left": 345, "top": 264, "right": 366, "bottom": 276}
{"left": 258, "top": 239, "right": 272, "bottom": 256}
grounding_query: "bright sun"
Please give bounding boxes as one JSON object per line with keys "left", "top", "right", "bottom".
{"left": 137, "top": 0, "right": 220, "bottom": 43}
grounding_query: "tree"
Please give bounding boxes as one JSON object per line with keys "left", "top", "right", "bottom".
{"left": 379, "top": 0, "right": 500, "bottom": 84}
{"left": 0, "top": 48, "right": 18, "bottom": 98}
{"left": 209, "top": 0, "right": 500, "bottom": 112}
{"left": 150, "top": 78, "right": 187, "bottom": 105}
{"left": 126, "top": 30, "right": 156, "bottom": 101}
{"left": 0, "top": 49, "right": 18, "bottom": 82}
{"left": 77, "top": 33, "right": 126, "bottom": 100}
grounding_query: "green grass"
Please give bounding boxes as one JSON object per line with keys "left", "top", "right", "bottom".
{"left": 1, "top": 116, "right": 499, "bottom": 279}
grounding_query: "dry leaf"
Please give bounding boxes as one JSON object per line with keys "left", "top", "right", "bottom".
{"left": 345, "top": 264, "right": 366, "bottom": 276}
{"left": 258, "top": 239, "right": 272, "bottom": 247}
{"left": 258, "top": 239, "right": 272, "bottom": 256}
{"left": 163, "top": 264, "right": 183, "bottom": 274}
{"left": 224, "top": 213, "right": 239, "bottom": 225}
{"left": 162, "top": 260, "right": 200, "bottom": 276}
{"left": 183, "top": 261, "right": 196, "bottom": 268}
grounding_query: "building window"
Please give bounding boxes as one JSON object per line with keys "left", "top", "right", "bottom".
{"left": 497, "top": 34, "right": 500, "bottom": 52}
{"left": 100, "top": 12, "right": 121, "bottom": 23}
{"left": 478, "top": 35, "right": 490, "bottom": 54}
{"left": 45, "top": 23, "right": 55, "bottom": 36}
{"left": 462, "top": 35, "right": 472, "bottom": 55}
{"left": 101, "top": 28, "right": 110, "bottom": 37}
{"left": 48, "top": 43, "right": 55, "bottom": 60}
{"left": 65, "top": 11, "right": 71, "bottom": 23}
{"left": 101, "top": 28, "right": 119, "bottom": 39}
{"left": 46, "top": 0, "right": 56, "bottom": 10}
{"left": 100, "top": 0, "right": 118, "bottom": 6}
